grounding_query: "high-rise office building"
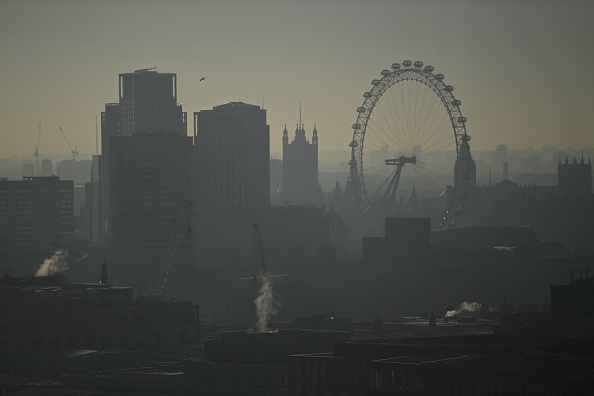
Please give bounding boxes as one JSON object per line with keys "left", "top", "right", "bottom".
{"left": 282, "top": 123, "right": 319, "bottom": 205}
{"left": 194, "top": 102, "right": 270, "bottom": 208}
{"left": 109, "top": 134, "right": 192, "bottom": 290}
{"left": 101, "top": 70, "right": 191, "bottom": 290}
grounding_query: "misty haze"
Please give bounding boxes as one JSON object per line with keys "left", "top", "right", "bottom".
{"left": 1, "top": 1, "right": 594, "bottom": 395}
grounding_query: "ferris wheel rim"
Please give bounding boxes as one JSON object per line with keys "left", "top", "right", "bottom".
{"left": 349, "top": 61, "right": 469, "bottom": 225}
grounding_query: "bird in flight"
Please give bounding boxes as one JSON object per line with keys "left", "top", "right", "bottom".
{"left": 200, "top": 77, "right": 205, "bottom": 81}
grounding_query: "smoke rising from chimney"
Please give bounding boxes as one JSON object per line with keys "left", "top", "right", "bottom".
{"left": 446, "top": 301, "right": 483, "bottom": 317}
{"left": 254, "top": 275, "right": 281, "bottom": 332}
{"left": 35, "top": 249, "right": 69, "bottom": 276}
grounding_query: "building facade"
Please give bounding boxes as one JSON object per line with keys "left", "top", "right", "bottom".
{"left": 109, "top": 134, "right": 193, "bottom": 292}
{"left": 194, "top": 102, "right": 270, "bottom": 208}
{"left": 101, "top": 70, "right": 190, "bottom": 291}
{"left": 101, "top": 70, "right": 188, "bottom": 231}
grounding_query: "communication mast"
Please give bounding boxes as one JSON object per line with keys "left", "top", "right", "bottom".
{"left": 58, "top": 126, "right": 79, "bottom": 160}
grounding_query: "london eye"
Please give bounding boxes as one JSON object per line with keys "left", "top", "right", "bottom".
{"left": 349, "top": 60, "right": 471, "bottom": 235}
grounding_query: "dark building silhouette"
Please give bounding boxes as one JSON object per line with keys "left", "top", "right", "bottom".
{"left": 551, "top": 271, "right": 594, "bottom": 316}
{"left": 283, "top": 123, "right": 319, "bottom": 205}
{"left": 0, "top": 274, "right": 198, "bottom": 359}
{"left": 0, "top": 176, "right": 73, "bottom": 248}
{"left": 558, "top": 156, "right": 592, "bottom": 200}
{"left": 287, "top": 335, "right": 594, "bottom": 395}
{"left": 185, "top": 329, "right": 349, "bottom": 394}
{"left": 194, "top": 102, "right": 270, "bottom": 208}
{"left": 109, "top": 134, "right": 192, "bottom": 291}
{"left": 101, "top": 70, "right": 190, "bottom": 290}
{"left": 362, "top": 217, "right": 431, "bottom": 263}
{"left": 193, "top": 205, "right": 336, "bottom": 276}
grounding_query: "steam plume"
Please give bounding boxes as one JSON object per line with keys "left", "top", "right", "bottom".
{"left": 254, "top": 275, "right": 281, "bottom": 332}
{"left": 35, "top": 250, "right": 69, "bottom": 276}
{"left": 446, "top": 301, "right": 482, "bottom": 317}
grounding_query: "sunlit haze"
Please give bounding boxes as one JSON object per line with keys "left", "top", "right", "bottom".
{"left": 1, "top": 0, "right": 593, "bottom": 159}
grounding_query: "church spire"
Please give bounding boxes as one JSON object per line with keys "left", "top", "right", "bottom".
{"left": 283, "top": 124, "right": 288, "bottom": 145}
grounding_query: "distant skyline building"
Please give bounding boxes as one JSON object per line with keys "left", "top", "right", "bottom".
{"left": 194, "top": 102, "right": 270, "bottom": 208}
{"left": 282, "top": 120, "right": 319, "bottom": 205}
{"left": 41, "top": 159, "right": 53, "bottom": 176}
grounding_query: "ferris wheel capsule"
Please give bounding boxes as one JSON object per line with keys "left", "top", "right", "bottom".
{"left": 356, "top": 107, "right": 367, "bottom": 113}
{"left": 371, "top": 79, "right": 381, "bottom": 85}
{"left": 349, "top": 141, "right": 359, "bottom": 148}
{"left": 435, "top": 74, "right": 445, "bottom": 80}
{"left": 363, "top": 92, "right": 373, "bottom": 98}
{"left": 402, "top": 60, "right": 413, "bottom": 67}
{"left": 348, "top": 159, "right": 356, "bottom": 166}
{"left": 391, "top": 63, "right": 401, "bottom": 70}
{"left": 352, "top": 123, "right": 361, "bottom": 130}
{"left": 457, "top": 116, "right": 467, "bottom": 123}
{"left": 444, "top": 85, "right": 454, "bottom": 92}
{"left": 381, "top": 69, "right": 391, "bottom": 76}
{"left": 413, "top": 61, "right": 424, "bottom": 68}
{"left": 424, "top": 65, "right": 435, "bottom": 72}
{"left": 452, "top": 99, "right": 462, "bottom": 106}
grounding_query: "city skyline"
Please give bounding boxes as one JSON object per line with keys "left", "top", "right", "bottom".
{"left": 1, "top": 0, "right": 594, "bottom": 158}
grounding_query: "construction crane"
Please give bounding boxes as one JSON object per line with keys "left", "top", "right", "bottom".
{"left": 252, "top": 223, "right": 267, "bottom": 278}
{"left": 58, "top": 126, "right": 78, "bottom": 160}
{"left": 138, "top": 199, "right": 194, "bottom": 296}
{"left": 33, "top": 123, "right": 41, "bottom": 175}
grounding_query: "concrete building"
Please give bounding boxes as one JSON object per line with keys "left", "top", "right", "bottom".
{"left": 101, "top": 70, "right": 190, "bottom": 290}
{"left": 282, "top": 123, "right": 319, "bottom": 205}
{"left": 0, "top": 176, "right": 73, "bottom": 249}
{"left": 194, "top": 102, "right": 270, "bottom": 208}
{"left": 101, "top": 69, "right": 188, "bottom": 251}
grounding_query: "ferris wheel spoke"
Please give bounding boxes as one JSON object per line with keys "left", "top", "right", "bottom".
{"left": 421, "top": 134, "right": 458, "bottom": 154}
{"left": 416, "top": 96, "right": 447, "bottom": 147}
{"left": 351, "top": 60, "right": 466, "bottom": 234}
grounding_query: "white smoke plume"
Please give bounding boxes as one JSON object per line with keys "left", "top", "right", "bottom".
{"left": 446, "top": 301, "right": 482, "bottom": 317}
{"left": 254, "top": 275, "right": 281, "bottom": 332}
{"left": 35, "top": 250, "right": 69, "bottom": 276}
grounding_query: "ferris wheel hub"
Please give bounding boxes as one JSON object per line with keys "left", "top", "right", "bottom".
{"left": 385, "top": 156, "right": 417, "bottom": 166}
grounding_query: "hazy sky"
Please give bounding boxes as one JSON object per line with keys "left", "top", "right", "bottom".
{"left": 1, "top": 0, "right": 593, "bottom": 159}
